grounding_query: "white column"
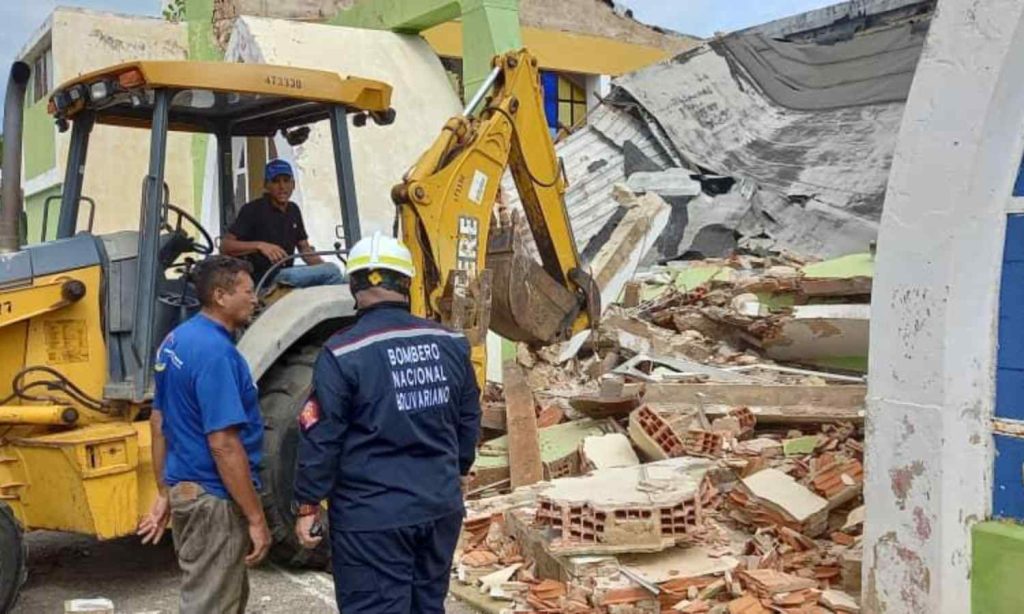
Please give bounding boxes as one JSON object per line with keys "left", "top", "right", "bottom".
{"left": 585, "top": 74, "right": 611, "bottom": 117}
{"left": 865, "top": 1, "right": 1024, "bottom": 612}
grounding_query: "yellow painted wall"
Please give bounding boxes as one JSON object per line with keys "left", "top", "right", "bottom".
{"left": 421, "top": 21, "right": 672, "bottom": 76}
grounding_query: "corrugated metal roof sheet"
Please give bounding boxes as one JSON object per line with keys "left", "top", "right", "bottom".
{"left": 502, "top": 103, "right": 675, "bottom": 259}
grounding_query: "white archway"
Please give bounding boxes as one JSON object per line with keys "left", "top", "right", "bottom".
{"left": 865, "top": 1, "right": 1024, "bottom": 611}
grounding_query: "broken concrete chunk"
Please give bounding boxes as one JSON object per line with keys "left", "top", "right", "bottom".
{"left": 599, "top": 373, "right": 626, "bottom": 398}
{"left": 626, "top": 168, "right": 702, "bottom": 197}
{"left": 741, "top": 468, "right": 828, "bottom": 523}
{"left": 820, "top": 588, "right": 860, "bottom": 612}
{"left": 755, "top": 303, "right": 870, "bottom": 373}
{"left": 733, "top": 438, "right": 783, "bottom": 458}
{"left": 619, "top": 546, "right": 740, "bottom": 584}
{"left": 581, "top": 433, "right": 641, "bottom": 470}
{"left": 842, "top": 505, "right": 866, "bottom": 532}
{"left": 731, "top": 293, "right": 763, "bottom": 317}
{"left": 478, "top": 563, "right": 522, "bottom": 597}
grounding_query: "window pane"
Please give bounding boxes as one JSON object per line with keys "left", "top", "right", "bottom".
{"left": 45, "top": 48, "right": 53, "bottom": 93}
{"left": 33, "top": 55, "right": 44, "bottom": 102}
{"left": 558, "top": 102, "right": 572, "bottom": 127}
{"left": 572, "top": 82, "right": 585, "bottom": 104}
{"left": 573, "top": 102, "right": 587, "bottom": 126}
{"left": 558, "top": 77, "right": 570, "bottom": 100}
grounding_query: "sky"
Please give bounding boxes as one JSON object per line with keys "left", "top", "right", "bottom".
{"left": 622, "top": 0, "right": 839, "bottom": 37}
{"left": 0, "top": 0, "right": 841, "bottom": 70}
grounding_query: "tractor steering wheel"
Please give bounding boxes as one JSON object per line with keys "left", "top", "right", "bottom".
{"left": 161, "top": 203, "right": 215, "bottom": 256}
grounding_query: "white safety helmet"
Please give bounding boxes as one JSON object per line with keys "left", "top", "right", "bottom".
{"left": 346, "top": 232, "right": 416, "bottom": 279}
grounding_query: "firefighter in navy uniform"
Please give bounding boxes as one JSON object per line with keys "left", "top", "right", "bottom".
{"left": 292, "top": 232, "right": 481, "bottom": 613}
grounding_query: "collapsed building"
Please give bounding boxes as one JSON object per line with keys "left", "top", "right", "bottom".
{"left": 506, "top": 0, "right": 936, "bottom": 262}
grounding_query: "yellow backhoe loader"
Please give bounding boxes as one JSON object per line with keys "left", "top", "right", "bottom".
{"left": 0, "top": 49, "right": 597, "bottom": 612}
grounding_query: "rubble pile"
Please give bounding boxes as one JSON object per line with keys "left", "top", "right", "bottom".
{"left": 451, "top": 250, "right": 872, "bottom": 613}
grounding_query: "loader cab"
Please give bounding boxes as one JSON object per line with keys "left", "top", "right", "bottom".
{"left": 44, "top": 61, "right": 395, "bottom": 402}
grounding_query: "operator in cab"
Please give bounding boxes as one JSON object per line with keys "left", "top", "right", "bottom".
{"left": 290, "top": 233, "right": 482, "bottom": 613}
{"left": 221, "top": 159, "right": 345, "bottom": 289}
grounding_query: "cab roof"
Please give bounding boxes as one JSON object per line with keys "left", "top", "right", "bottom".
{"left": 48, "top": 61, "right": 394, "bottom": 135}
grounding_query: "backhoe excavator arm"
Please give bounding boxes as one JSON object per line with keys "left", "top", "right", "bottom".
{"left": 392, "top": 49, "right": 600, "bottom": 384}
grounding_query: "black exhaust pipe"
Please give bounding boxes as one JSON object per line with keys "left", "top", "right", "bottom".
{"left": 0, "top": 62, "right": 30, "bottom": 253}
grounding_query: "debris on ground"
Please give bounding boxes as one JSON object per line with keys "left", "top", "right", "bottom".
{"left": 451, "top": 243, "right": 871, "bottom": 613}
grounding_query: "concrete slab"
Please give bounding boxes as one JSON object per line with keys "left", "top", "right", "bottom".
{"left": 741, "top": 468, "right": 827, "bottom": 523}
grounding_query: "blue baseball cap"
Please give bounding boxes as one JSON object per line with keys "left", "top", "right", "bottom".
{"left": 265, "top": 159, "right": 294, "bottom": 182}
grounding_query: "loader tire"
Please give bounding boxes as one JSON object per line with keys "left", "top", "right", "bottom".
{"left": 258, "top": 344, "right": 330, "bottom": 568}
{"left": 0, "top": 502, "right": 26, "bottom": 614}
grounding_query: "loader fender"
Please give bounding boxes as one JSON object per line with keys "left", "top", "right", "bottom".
{"left": 238, "top": 285, "right": 356, "bottom": 381}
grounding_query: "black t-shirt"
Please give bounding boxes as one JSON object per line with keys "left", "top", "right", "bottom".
{"left": 228, "top": 196, "right": 309, "bottom": 282}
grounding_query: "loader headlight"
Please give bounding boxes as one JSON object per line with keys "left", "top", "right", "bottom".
{"left": 88, "top": 80, "right": 113, "bottom": 102}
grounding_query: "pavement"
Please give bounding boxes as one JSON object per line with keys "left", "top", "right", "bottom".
{"left": 13, "top": 531, "right": 477, "bottom": 613}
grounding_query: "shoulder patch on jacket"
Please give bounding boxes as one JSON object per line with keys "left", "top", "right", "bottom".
{"left": 298, "top": 393, "right": 321, "bottom": 431}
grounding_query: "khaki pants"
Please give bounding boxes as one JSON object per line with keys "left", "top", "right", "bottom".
{"left": 169, "top": 482, "right": 250, "bottom": 614}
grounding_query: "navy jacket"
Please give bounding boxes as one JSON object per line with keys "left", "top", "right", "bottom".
{"left": 293, "top": 302, "right": 481, "bottom": 531}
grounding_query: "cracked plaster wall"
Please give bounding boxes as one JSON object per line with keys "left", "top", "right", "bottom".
{"left": 208, "top": 16, "right": 461, "bottom": 253}
{"left": 50, "top": 8, "right": 192, "bottom": 234}
{"left": 865, "top": 0, "right": 1024, "bottom": 611}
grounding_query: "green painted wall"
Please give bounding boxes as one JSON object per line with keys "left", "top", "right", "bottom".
{"left": 23, "top": 98, "right": 55, "bottom": 180}
{"left": 460, "top": 0, "right": 520, "bottom": 96}
{"left": 24, "top": 184, "right": 63, "bottom": 245}
{"left": 184, "top": 0, "right": 221, "bottom": 216}
{"left": 972, "top": 521, "right": 1024, "bottom": 613}
{"left": 331, "top": 0, "right": 522, "bottom": 98}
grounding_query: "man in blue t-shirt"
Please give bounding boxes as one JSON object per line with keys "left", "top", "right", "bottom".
{"left": 137, "top": 255, "right": 269, "bottom": 614}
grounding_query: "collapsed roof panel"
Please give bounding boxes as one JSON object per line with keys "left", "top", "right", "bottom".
{"left": 612, "top": 40, "right": 908, "bottom": 219}
{"left": 715, "top": 19, "right": 929, "bottom": 111}
{"left": 526, "top": 0, "right": 936, "bottom": 262}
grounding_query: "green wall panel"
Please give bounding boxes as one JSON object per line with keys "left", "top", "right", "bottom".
{"left": 972, "top": 521, "right": 1024, "bottom": 614}
{"left": 24, "top": 184, "right": 63, "bottom": 245}
{"left": 23, "top": 98, "right": 55, "bottom": 180}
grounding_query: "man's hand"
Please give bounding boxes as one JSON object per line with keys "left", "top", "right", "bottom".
{"left": 246, "top": 516, "right": 272, "bottom": 566}
{"left": 137, "top": 492, "right": 170, "bottom": 545}
{"left": 257, "top": 242, "right": 288, "bottom": 263}
{"left": 295, "top": 514, "right": 323, "bottom": 550}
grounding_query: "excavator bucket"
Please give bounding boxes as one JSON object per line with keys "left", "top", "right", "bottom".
{"left": 487, "top": 222, "right": 582, "bottom": 346}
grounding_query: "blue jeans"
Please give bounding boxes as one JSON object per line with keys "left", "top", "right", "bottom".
{"left": 275, "top": 263, "right": 345, "bottom": 288}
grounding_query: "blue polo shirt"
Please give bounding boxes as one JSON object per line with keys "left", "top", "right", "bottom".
{"left": 154, "top": 313, "right": 263, "bottom": 499}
